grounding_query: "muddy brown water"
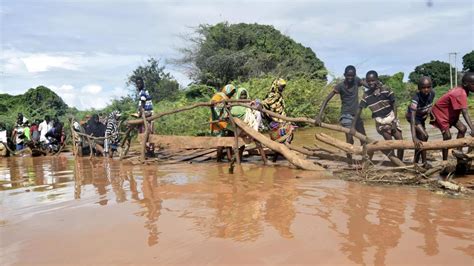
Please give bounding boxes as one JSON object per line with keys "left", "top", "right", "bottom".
{"left": 1, "top": 122, "right": 473, "bottom": 265}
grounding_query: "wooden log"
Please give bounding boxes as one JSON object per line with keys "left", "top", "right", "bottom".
{"left": 167, "top": 149, "right": 217, "bottom": 163}
{"left": 233, "top": 117, "right": 324, "bottom": 171}
{"left": 365, "top": 137, "right": 474, "bottom": 151}
{"left": 138, "top": 134, "right": 244, "bottom": 150}
{"left": 126, "top": 99, "right": 252, "bottom": 126}
{"left": 315, "top": 133, "right": 405, "bottom": 167}
{"left": 316, "top": 133, "right": 474, "bottom": 156}
{"left": 141, "top": 110, "right": 150, "bottom": 161}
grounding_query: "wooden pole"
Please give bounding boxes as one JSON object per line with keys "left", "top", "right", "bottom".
{"left": 141, "top": 110, "right": 150, "bottom": 161}
{"left": 233, "top": 117, "right": 324, "bottom": 171}
{"left": 225, "top": 106, "right": 241, "bottom": 165}
{"left": 315, "top": 133, "right": 405, "bottom": 166}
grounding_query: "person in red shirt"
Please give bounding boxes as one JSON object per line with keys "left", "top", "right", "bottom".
{"left": 430, "top": 72, "right": 474, "bottom": 160}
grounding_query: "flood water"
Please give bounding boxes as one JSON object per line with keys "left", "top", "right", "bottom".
{"left": 1, "top": 124, "right": 473, "bottom": 265}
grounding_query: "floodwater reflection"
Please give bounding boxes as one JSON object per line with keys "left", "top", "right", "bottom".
{"left": 0, "top": 156, "right": 473, "bottom": 265}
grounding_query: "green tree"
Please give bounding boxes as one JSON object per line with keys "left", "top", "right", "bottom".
{"left": 127, "top": 57, "right": 180, "bottom": 102}
{"left": 408, "top": 60, "right": 452, "bottom": 87}
{"left": 462, "top": 50, "right": 474, "bottom": 72}
{"left": 175, "top": 22, "right": 327, "bottom": 87}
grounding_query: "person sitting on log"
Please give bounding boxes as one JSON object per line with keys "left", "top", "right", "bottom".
{"left": 262, "top": 78, "right": 294, "bottom": 143}
{"left": 104, "top": 110, "right": 122, "bottom": 158}
{"left": 231, "top": 87, "right": 262, "bottom": 132}
{"left": 430, "top": 72, "right": 474, "bottom": 160}
{"left": 350, "top": 70, "right": 404, "bottom": 161}
{"left": 406, "top": 76, "right": 435, "bottom": 166}
{"left": 230, "top": 87, "right": 263, "bottom": 159}
{"left": 262, "top": 78, "right": 294, "bottom": 161}
{"left": 210, "top": 84, "right": 237, "bottom": 161}
{"left": 210, "top": 84, "right": 236, "bottom": 136}
{"left": 315, "top": 65, "right": 367, "bottom": 163}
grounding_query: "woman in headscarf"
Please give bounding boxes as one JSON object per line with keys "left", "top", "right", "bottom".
{"left": 262, "top": 78, "right": 294, "bottom": 145}
{"left": 231, "top": 87, "right": 262, "bottom": 132}
{"left": 104, "top": 111, "right": 122, "bottom": 157}
{"left": 210, "top": 84, "right": 237, "bottom": 136}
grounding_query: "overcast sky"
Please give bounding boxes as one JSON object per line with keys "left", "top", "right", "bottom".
{"left": 1, "top": 0, "right": 473, "bottom": 110}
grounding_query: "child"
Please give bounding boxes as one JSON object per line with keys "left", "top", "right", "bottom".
{"left": 315, "top": 65, "right": 367, "bottom": 162}
{"left": 430, "top": 72, "right": 474, "bottom": 160}
{"left": 406, "top": 76, "right": 435, "bottom": 166}
{"left": 135, "top": 76, "right": 154, "bottom": 156}
{"left": 350, "top": 70, "right": 404, "bottom": 161}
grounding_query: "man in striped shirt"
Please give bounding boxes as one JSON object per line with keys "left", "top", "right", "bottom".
{"left": 350, "top": 70, "right": 404, "bottom": 161}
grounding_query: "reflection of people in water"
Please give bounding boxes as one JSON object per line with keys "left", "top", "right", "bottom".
{"left": 263, "top": 168, "right": 298, "bottom": 239}
{"left": 107, "top": 160, "right": 126, "bottom": 203}
{"left": 90, "top": 159, "right": 110, "bottom": 206}
{"left": 140, "top": 168, "right": 162, "bottom": 246}
{"left": 317, "top": 183, "right": 406, "bottom": 265}
{"left": 368, "top": 192, "right": 406, "bottom": 266}
{"left": 212, "top": 167, "right": 265, "bottom": 241}
{"left": 206, "top": 165, "right": 297, "bottom": 241}
{"left": 411, "top": 191, "right": 439, "bottom": 256}
{"left": 339, "top": 183, "right": 371, "bottom": 264}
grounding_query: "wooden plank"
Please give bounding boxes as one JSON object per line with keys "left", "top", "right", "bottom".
{"left": 167, "top": 149, "right": 217, "bottom": 163}
{"left": 193, "top": 151, "right": 217, "bottom": 162}
{"left": 138, "top": 134, "right": 244, "bottom": 150}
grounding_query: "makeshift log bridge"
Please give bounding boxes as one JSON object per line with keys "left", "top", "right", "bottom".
{"left": 125, "top": 101, "right": 473, "bottom": 172}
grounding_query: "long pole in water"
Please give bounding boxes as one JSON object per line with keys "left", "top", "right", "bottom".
{"left": 449, "top": 53, "right": 453, "bottom": 88}
{"left": 454, "top": 52, "right": 458, "bottom": 87}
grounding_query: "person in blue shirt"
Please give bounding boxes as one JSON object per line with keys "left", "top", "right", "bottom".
{"left": 136, "top": 77, "right": 153, "bottom": 115}
{"left": 135, "top": 76, "right": 155, "bottom": 156}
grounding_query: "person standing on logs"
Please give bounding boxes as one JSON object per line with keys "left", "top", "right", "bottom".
{"left": 134, "top": 77, "right": 155, "bottom": 156}
{"left": 430, "top": 72, "right": 474, "bottom": 160}
{"left": 210, "top": 84, "right": 237, "bottom": 161}
{"left": 406, "top": 76, "right": 435, "bottom": 167}
{"left": 350, "top": 70, "right": 404, "bottom": 161}
{"left": 315, "top": 65, "right": 367, "bottom": 163}
{"left": 262, "top": 78, "right": 294, "bottom": 162}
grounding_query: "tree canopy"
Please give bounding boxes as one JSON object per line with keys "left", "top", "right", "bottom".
{"left": 462, "top": 50, "right": 474, "bottom": 72}
{"left": 127, "top": 57, "right": 180, "bottom": 102}
{"left": 408, "top": 60, "right": 452, "bottom": 87}
{"left": 0, "top": 86, "right": 69, "bottom": 129}
{"left": 175, "top": 22, "right": 327, "bottom": 87}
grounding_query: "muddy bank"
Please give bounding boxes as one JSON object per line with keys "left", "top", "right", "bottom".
{"left": 0, "top": 156, "right": 473, "bottom": 265}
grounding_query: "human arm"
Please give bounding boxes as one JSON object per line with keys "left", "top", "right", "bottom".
{"left": 410, "top": 111, "right": 422, "bottom": 148}
{"left": 461, "top": 109, "right": 474, "bottom": 137}
{"left": 315, "top": 91, "right": 336, "bottom": 126}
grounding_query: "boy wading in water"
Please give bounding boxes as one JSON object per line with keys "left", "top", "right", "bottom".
{"left": 350, "top": 70, "right": 404, "bottom": 161}
{"left": 315, "top": 65, "right": 367, "bottom": 163}
{"left": 430, "top": 72, "right": 474, "bottom": 160}
{"left": 406, "top": 76, "right": 435, "bottom": 166}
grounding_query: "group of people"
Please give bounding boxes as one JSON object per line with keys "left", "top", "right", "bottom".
{"left": 0, "top": 114, "right": 65, "bottom": 155}
{"left": 3, "top": 69, "right": 473, "bottom": 165}
{"left": 209, "top": 67, "right": 474, "bottom": 167}
{"left": 209, "top": 78, "right": 296, "bottom": 161}
{"left": 72, "top": 111, "right": 123, "bottom": 157}
{"left": 315, "top": 66, "right": 474, "bottom": 166}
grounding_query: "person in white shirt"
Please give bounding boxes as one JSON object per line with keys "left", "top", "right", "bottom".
{"left": 38, "top": 115, "right": 53, "bottom": 143}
